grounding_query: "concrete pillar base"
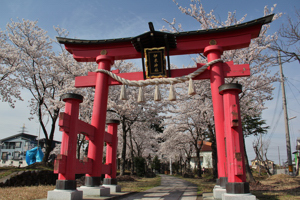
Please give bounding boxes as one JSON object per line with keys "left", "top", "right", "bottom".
{"left": 203, "top": 192, "right": 214, "bottom": 200}
{"left": 77, "top": 186, "right": 110, "bottom": 196}
{"left": 213, "top": 185, "right": 226, "bottom": 200}
{"left": 222, "top": 193, "right": 256, "bottom": 200}
{"left": 47, "top": 189, "right": 83, "bottom": 200}
{"left": 102, "top": 184, "right": 121, "bottom": 193}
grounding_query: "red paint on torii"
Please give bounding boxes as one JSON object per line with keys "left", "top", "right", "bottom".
{"left": 75, "top": 61, "right": 250, "bottom": 87}
{"left": 55, "top": 14, "right": 274, "bottom": 193}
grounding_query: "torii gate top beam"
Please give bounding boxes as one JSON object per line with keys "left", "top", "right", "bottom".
{"left": 57, "top": 15, "right": 273, "bottom": 62}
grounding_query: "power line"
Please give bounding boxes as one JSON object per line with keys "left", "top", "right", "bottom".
{"left": 286, "top": 80, "right": 300, "bottom": 106}
{"left": 269, "top": 82, "right": 282, "bottom": 129}
{"left": 288, "top": 77, "right": 300, "bottom": 83}
{"left": 266, "top": 108, "right": 283, "bottom": 146}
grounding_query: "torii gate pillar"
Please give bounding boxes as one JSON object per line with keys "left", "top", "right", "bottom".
{"left": 220, "top": 83, "right": 255, "bottom": 199}
{"left": 204, "top": 46, "right": 227, "bottom": 188}
{"left": 85, "top": 55, "right": 114, "bottom": 187}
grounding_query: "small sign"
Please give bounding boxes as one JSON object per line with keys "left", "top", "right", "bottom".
{"left": 144, "top": 47, "right": 167, "bottom": 79}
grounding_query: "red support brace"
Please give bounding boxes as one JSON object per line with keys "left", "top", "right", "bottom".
{"left": 74, "top": 61, "right": 250, "bottom": 88}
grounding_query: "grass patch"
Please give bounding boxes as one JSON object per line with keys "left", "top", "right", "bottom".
{"left": 0, "top": 176, "right": 161, "bottom": 200}
{"left": 0, "top": 164, "right": 53, "bottom": 179}
{"left": 0, "top": 185, "right": 55, "bottom": 200}
{"left": 118, "top": 176, "right": 161, "bottom": 192}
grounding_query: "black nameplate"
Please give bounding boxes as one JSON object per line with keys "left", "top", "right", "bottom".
{"left": 144, "top": 47, "right": 167, "bottom": 79}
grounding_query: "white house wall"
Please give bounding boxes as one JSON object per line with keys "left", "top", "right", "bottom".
{"left": 190, "top": 151, "right": 212, "bottom": 169}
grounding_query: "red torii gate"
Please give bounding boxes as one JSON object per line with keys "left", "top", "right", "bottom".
{"left": 50, "top": 14, "right": 273, "bottom": 199}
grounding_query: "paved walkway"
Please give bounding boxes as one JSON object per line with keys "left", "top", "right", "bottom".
{"left": 119, "top": 174, "right": 198, "bottom": 200}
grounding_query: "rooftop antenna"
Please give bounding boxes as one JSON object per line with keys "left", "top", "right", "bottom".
{"left": 20, "top": 124, "right": 27, "bottom": 134}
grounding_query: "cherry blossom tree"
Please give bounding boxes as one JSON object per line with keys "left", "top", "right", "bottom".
{"left": 106, "top": 61, "right": 166, "bottom": 175}
{"left": 0, "top": 29, "right": 22, "bottom": 107}
{"left": 1, "top": 19, "right": 95, "bottom": 163}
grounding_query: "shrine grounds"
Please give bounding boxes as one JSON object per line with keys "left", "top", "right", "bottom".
{"left": 0, "top": 166, "right": 300, "bottom": 200}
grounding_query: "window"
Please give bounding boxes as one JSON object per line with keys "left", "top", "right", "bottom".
{"left": 15, "top": 142, "right": 21, "bottom": 148}
{"left": 14, "top": 151, "right": 20, "bottom": 157}
{"left": 1, "top": 152, "right": 7, "bottom": 160}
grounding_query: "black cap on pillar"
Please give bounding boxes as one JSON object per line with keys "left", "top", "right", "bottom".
{"left": 61, "top": 93, "right": 84, "bottom": 103}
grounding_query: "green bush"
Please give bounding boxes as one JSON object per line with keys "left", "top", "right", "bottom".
{"left": 134, "top": 157, "right": 146, "bottom": 177}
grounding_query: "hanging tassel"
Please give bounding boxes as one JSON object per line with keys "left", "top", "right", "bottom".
{"left": 137, "top": 86, "right": 145, "bottom": 103}
{"left": 154, "top": 85, "right": 161, "bottom": 101}
{"left": 168, "top": 84, "right": 176, "bottom": 101}
{"left": 120, "top": 84, "right": 128, "bottom": 100}
{"left": 188, "top": 78, "right": 196, "bottom": 95}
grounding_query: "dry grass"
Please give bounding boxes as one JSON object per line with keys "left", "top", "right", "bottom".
{"left": 175, "top": 172, "right": 300, "bottom": 199}
{"left": 118, "top": 176, "right": 161, "bottom": 192}
{"left": 251, "top": 174, "right": 300, "bottom": 200}
{"left": 0, "top": 185, "right": 55, "bottom": 200}
{"left": 0, "top": 176, "right": 161, "bottom": 200}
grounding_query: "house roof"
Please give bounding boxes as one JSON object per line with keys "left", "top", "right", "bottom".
{"left": 198, "top": 140, "right": 212, "bottom": 152}
{"left": 250, "top": 158, "right": 274, "bottom": 162}
{"left": 0, "top": 133, "right": 37, "bottom": 143}
{"left": 201, "top": 144, "right": 212, "bottom": 152}
{"left": 38, "top": 138, "right": 61, "bottom": 143}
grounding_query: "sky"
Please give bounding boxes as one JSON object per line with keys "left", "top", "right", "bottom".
{"left": 0, "top": 0, "right": 300, "bottom": 164}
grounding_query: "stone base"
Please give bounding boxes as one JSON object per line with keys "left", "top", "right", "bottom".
{"left": 47, "top": 189, "right": 83, "bottom": 200}
{"left": 77, "top": 186, "right": 110, "bottom": 196}
{"left": 222, "top": 193, "right": 256, "bottom": 200}
{"left": 102, "top": 184, "right": 121, "bottom": 193}
{"left": 213, "top": 185, "right": 226, "bottom": 200}
{"left": 203, "top": 192, "right": 214, "bottom": 200}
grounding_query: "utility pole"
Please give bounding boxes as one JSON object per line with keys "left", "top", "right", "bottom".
{"left": 278, "top": 146, "right": 281, "bottom": 167}
{"left": 278, "top": 51, "right": 293, "bottom": 173}
{"left": 170, "top": 157, "right": 172, "bottom": 175}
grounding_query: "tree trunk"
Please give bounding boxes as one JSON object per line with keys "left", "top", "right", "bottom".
{"left": 210, "top": 132, "right": 218, "bottom": 179}
{"left": 120, "top": 118, "right": 127, "bottom": 176}
{"left": 196, "top": 148, "right": 202, "bottom": 178}
{"left": 243, "top": 137, "right": 255, "bottom": 182}
{"left": 129, "top": 129, "right": 135, "bottom": 175}
{"left": 187, "top": 156, "right": 191, "bottom": 173}
{"left": 41, "top": 108, "right": 59, "bottom": 165}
